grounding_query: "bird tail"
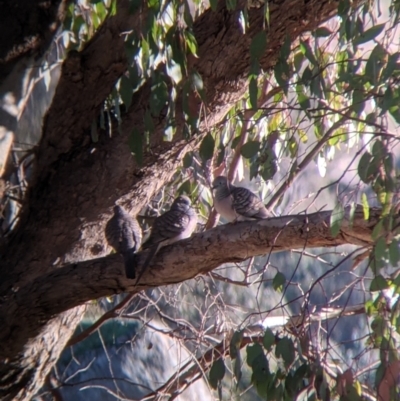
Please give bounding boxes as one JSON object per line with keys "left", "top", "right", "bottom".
{"left": 134, "top": 243, "right": 160, "bottom": 286}
{"left": 123, "top": 251, "right": 137, "bottom": 279}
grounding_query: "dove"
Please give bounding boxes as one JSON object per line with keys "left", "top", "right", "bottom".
{"left": 136, "top": 195, "right": 198, "bottom": 285}
{"left": 212, "top": 175, "right": 269, "bottom": 222}
{"left": 105, "top": 205, "right": 142, "bottom": 279}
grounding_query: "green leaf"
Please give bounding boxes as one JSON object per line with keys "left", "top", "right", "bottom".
{"left": 263, "top": 328, "right": 275, "bottom": 351}
{"left": 372, "top": 139, "right": 385, "bottom": 157}
{"left": 330, "top": 203, "right": 345, "bottom": 237}
{"left": 128, "top": 0, "right": 141, "bottom": 14}
{"left": 389, "top": 240, "right": 400, "bottom": 266}
{"left": 234, "top": 353, "right": 242, "bottom": 385}
{"left": 298, "top": 92, "right": 310, "bottom": 111}
{"left": 285, "top": 372, "right": 302, "bottom": 396}
{"left": 371, "top": 220, "right": 383, "bottom": 241}
{"left": 226, "top": 0, "right": 236, "bottom": 10}
{"left": 353, "top": 23, "right": 385, "bottom": 46}
{"left": 119, "top": 75, "right": 133, "bottom": 109}
{"left": 241, "top": 141, "right": 260, "bottom": 158}
{"left": 314, "top": 27, "right": 332, "bottom": 37}
{"left": 183, "top": 152, "right": 193, "bottom": 168}
{"left": 183, "top": 0, "right": 193, "bottom": 28}
{"left": 260, "top": 149, "right": 277, "bottom": 181}
{"left": 338, "top": 0, "right": 350, "bottom": 16}
{"left": 374, "top": 236, "right": 388, "bottom": 265}
{"left": 217, "top": 143, "right": 225, "bottom": 166}
{"left": 249, "top": 77, "right": 258, "bottom": 109}
{"left": 300, "top": 40, "right": 317, "bottom": 66}
{"left": 209, "top": 0, "right": 217, "bottom": 11}
{"left": 209, "top": 358, "right": 225, "bottom": 389}
{"left": 358, "top": 152, "right": 372, "bottom": 183}
{"left": 250, "top": 31, "right": 267, "bottom": 60}
{"left": 294, "top": 51, "right": 305, "bottom": 73}
{"left": 144, "top": 109, "right": 154, "bottom": 134}
{"left": 229, "top": 330, "right": 244, "bottom": 359}
{"left": 251, "top": 353, "right": 270, "bottom": 382}
{"left": 273, "top": 272, "right": 286, "bottom": 292}
{"left": 255, "top": 379, "right": 269, "bottom": 398}
{"left": 178, "top": 180, "right": 191, "bottom": 195}
{"left": 383, "top": 154, "right": 394, "bottom": 179}
{"left": 231, "top": 135, "right": 241, "bottom": 149}
{"left": 128, "top": 128, "right": 143, "bottom": 166}
{"left": 150, "top": 76, "right": 168, "bottom": 117}
{"left": 361, "top": 193, "right": 369, "bottom": 220}
{"left": 275, "top": 337, "right": 295, "bottom": 368}
{"left": 184, "top": 30, "right": 198, "bottom": 56}
{"left": 365, "top": 44, "right": 387, "bottom": 85}
{"left": 141, "top": 37, "right": 150, "bottom": 71}
{"left": 280, "top": 35, "right": 291, "bottom": 61}
{"left": 352, "top": 88, "right": 365, "bottom": 116}
{"left": 199, "top": 132, "right": 215, "bottom": 161}
{"left": 381, "top": 52, "right": 400, "bottom": 82}
{"left": 301, "top": 66, "right": 313, "bottom": 85}
{"left": 370, "top": 275, "right": 389, "bottom": 292}
{"left": 246, "top": 343, "right": 264, "bottom": 367}
{"left": 274, "top": 61, "right": 289, "bottom": 93}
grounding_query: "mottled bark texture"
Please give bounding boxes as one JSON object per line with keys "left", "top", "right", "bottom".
{"left": 0, "top": 0, "right": 67, "bottom": 85}
{"left": 0, "top": 0, "right": 364, "bottom": 400}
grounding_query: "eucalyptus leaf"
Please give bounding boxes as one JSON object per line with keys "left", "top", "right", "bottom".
{"left": 250, "top": 31, "right": 267, "bottom": 61}
{"left": 275, "top": 337, "right": 295, "bottom": 368}
{"left": 273, "top": 272, "right": 286, "bottom": 292}
{"left": 249, "top": 77, "right": 258, "bottom": 109}
{"left": 199, "top": 132, "right": 215, "bottom": 161}
{"left": 209, "top": 358, "right": 225, "bottom": 389}
{"left": 263, "top": 328, "right": 275, "bottom": 351}
{"left": 241, "top": 141, "right": 260, "bottom": 158}
{"left": 353, "top": 23, "right": 385, "bottom": 46}
{"left": 370, "top": 275, "right": 389, "bottom": 292}
{"left": 330, "top": 203, "right": 345, "bottom": 238}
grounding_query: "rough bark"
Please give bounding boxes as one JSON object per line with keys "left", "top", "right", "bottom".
{"left": 0, "top": 206, "right": 378, "bottom": 362}
{"left": 0, "top": 0, "right": 365, "bottom": 400}
{"left": 0, "top": 0, "right": 66, "bottom": 85}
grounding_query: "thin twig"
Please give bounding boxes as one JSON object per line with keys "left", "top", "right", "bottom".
{"left": 67, "top": 293, "right": 136, "bottom": 347}
{"left": 266, "top": 110, "right": 352, "bottom": 210}
{"left": 205, "top": 83, "right": 282, "bottom": 230}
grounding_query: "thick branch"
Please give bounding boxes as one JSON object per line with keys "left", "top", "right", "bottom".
{"left": 0, "top": 0, "right": 364, "bottom": 398}
{"left": 0, "top": 206, "right": 378, "bottom": 362}
{"left": 1, "top": 0, "right": 348, "bottom": 293}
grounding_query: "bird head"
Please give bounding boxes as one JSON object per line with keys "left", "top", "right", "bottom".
{"left": 212, "top": 176, "right": 229, "bottom": 190}
{"left": 171, "top": 195, "right": 192, "bottom": 211}
{"left": 113, "top": 205, "right": 124, "bottom": 214}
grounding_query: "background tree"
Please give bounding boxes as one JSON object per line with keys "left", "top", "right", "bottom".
{"left": 0, "top": 0, "right": 399, "bottom": 400}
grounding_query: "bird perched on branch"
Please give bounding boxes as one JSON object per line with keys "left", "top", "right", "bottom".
{"left": 212, "top": 175, "right": 270, "bottom": 222}
{"left": 136, "top": 195, "right": 198, "bottom": 286}
{"left": 105, "top": 205, "right": 142, "bottom": 279}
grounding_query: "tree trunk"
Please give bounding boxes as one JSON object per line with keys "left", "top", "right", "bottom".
{"left": 0, "top": 0, "right": 364, "bottom": 399}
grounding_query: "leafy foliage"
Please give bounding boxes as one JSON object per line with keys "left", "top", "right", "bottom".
{"left": 19, "top": 0, "right": 400, "bottom": 399}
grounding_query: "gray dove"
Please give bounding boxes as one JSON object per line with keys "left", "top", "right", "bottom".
{"left": 136, "top": 195, "right": 198, "bottom": 285}
{"left": 212, "top": 176, "right": 269, "bottom": 222}
{"left": 105, "top": 205, "right": 142, "bottom": 279}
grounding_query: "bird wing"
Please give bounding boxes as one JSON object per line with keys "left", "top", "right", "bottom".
{"left": 231, "top": 187, "right": 268, "bottom": 219}
{"left": 126, "top": 218, "right": 142, "bottom": 251}
{"left": 142, "top": 209, "right": 191, "bottom": 249}
{"left": 106, "top": 213, "right": 141, "bottom": 253}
